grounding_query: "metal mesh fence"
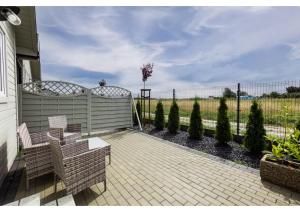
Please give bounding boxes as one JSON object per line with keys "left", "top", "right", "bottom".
{"left": 135, "top": 80, "right": 300, "bottom": 137}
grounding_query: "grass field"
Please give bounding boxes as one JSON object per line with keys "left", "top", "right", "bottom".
{"left": 138, "top": 98, "right": 300, "bottom": 128}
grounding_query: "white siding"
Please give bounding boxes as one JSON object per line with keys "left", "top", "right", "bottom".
{"left": 0, "top": 22, "right": 17, "bottom": 186}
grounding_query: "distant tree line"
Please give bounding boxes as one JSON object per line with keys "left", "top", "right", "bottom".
{"left": 261, "top": 86, "right": 300, "bottom": 98}
{"left": 223, "top": 88, "right": 248, "bottom": 98}
{"left": 222, "top": 86, "right": 300, "bottom": 99}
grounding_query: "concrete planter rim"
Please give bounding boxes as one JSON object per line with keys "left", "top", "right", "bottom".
{"left": 262, "top": 154, "right": 300, "bottom": 170}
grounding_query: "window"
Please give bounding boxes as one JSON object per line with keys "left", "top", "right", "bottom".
{"left": 0, "top": 28, "right": 7, "bottom": 98}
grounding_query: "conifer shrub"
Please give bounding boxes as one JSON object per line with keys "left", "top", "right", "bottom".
{"left": 215, "top": 98, "right": 232, "bottom": 145}
{"left": 188, "top": 99, "right": 203, "bottom": 140}
{"left": 243, "top": 101, "right": 266, "bottom": 154}
{"left": 168, "top": 100, "right": 180, "bottom": 134}
{"left": 296, "top": 119, "right": 300, "bottom": 131}
{"left": 133, "top": 100, "right": 142, "bottom": 125}
{"left": 154, "top": 100, "right": 165, "bottom": 130}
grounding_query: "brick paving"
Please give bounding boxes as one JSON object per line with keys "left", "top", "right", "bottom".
{"left": 2, "top": 130, "right": 300, "bottom": 206}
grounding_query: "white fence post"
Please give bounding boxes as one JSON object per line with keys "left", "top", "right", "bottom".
{"left": 131, "top": 95, "right": 143, "bottom": 131}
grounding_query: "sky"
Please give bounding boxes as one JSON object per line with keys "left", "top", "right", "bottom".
{"left": 36, "top": 7, "right": 300, "bottom": 95}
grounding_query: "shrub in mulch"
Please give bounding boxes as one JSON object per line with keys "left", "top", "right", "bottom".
{"left": 188, "top": 99, "right": 203, "bottom": 140}
{"left": 215, "top": 98, "right": 232, "bottom": 145}
{"left": 296, "top": 119, "right": 300, "bottom": 131}
{"left": 168, "top": 100, "right": 180, "bottom": 134}
{"left": 154, "top": 100, "right": 165, "bottom": 130}
{"left": 243, "top": 101, "right": 266, "bottom": 154}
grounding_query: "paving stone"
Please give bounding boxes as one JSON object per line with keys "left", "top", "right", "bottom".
{"left": 172, "top": 193, "right": 187, "bottom": 205}
{"left": 149, "top": 198, "right": 160, "bottom": 206}
{"left": 140, "top": 191, "right": 153, "bottom": 201}
{"left": 127, "top": 197, "right": 140, "bottom": 206}
{"left": 4, "top": 200, "right": 19, "bottom": 206}
{"left": 57, "top": 195, "right": 76, "bottom": 206}
{"left": 216, "top": 196, "right": 235, "bottom": 206}
{"left": 138, "top": 198, "right": 151, "bottom": 206}
{"left": 19, "top": 193, "right": 40, "bottom": 206}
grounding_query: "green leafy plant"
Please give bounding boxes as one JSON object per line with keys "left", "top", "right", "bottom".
{"left": 168, "top": 100, "right": 180, "bottom": 134}
{"left": 266, "top": 130, "right": 300, "bottom": 163}
{"left": 154, "top": 100, "right": 165, "bottom": 130}
{"left": 266, "top": 104, "right": 300, "bottom": 164}
{"left": 215, "top": 98, "right": 232, "bottom": 145}
{"left": 243, "top": 101, "right": 266, "bottom": 154}
{"left": 188, "top": 99, "right": 203, "bottom": 140}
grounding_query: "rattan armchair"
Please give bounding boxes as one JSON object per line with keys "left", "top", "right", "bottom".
{"left": 17, "top": 123, "right": 62, "bottom": 190}
{"left": 48, "top": 115, "right": 81, "bottom": 145}
{"left": 47, "top": 133, "right": 106, "bottom": 195}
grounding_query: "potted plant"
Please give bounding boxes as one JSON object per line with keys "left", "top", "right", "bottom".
{"left": 260, "top": 105, "right": 300, "bottom": 192}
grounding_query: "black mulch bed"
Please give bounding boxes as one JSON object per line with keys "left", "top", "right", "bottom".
{"left": 143, "top": 126, "right": 262, "bottom": 169}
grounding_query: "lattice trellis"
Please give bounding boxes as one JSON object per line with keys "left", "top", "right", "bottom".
{"left": 21, "top": 81, "right": 88, "bottom": 96}
{"left": 91, "top": 86, "right": 131, "bottom": 97}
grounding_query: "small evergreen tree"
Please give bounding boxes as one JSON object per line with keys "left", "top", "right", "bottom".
{"left": 243, "top": 101, "right": 266, "bottom": 154}
{"left": 188, "top": 99, "right": 203, "bottom": 140}
{"left": 154, "top": 100, "right": 165, "bottom": 130}
{"left": 133, "top": 100, "right": 141, "bottom": 125}
{"left": 168, "top": 100, "right": 180, "bottom": 134}
{"left": 215, "top": 98, "right": 232, "bottom": 145}
{"left": 296, "top": 119, "right": 300, "bottom": 131}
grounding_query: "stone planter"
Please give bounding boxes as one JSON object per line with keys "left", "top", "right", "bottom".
{"left": 260, "top": 154, "right": 300, "bottom": 192}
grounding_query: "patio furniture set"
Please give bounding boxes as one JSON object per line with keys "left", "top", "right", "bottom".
{"left": 17, "top": 115, "right": 111, "bottom": 196}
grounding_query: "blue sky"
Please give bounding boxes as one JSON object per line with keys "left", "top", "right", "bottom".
{"left": 36, "top": 7, "right": 300, "bottom": 93}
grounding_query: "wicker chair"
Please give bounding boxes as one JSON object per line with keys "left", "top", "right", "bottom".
{"left": 17, "top": 123, "right": 62, "bottom": 190}
{"left": 47, "top": 133, "right": 106, "bottom": 195}
{"left": 48, "top": 115, "right": 81, "bottom": 145}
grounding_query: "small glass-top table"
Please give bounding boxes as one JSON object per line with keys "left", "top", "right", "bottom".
{"left": 77, "top": 137, "right": 111, "bottom": 164}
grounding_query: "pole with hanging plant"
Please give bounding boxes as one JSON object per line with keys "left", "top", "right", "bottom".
{"left": 140, "top": 63, "right": 154, "bottom": 126}
{"left": 141, "top": 63, "right": 154, "bottom": 89}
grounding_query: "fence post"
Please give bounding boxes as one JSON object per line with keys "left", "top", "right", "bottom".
{"left": 173, "top": 89, "right": 176, "bottom": 101}
{"left": 87, "top": 89, "right": 91, "bottom": 135}
{"left": 236, "top": 83, "right": 241, "bottom": 136}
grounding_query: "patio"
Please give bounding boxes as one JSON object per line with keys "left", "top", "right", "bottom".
{"left": 1, "top": 129, "right": 300, "bottom": 206}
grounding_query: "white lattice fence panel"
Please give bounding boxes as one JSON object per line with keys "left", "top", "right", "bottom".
{"left": 21, "top": 81, "right": 87, "bottom": 96}
{"left": 91, "top": 86, "right": 130, "bottom": 97}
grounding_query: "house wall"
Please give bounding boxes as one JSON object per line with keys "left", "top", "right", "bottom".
{"left": 0, "top": 22, "right": 18, "bottom": 186}
{"left": 21, "top": 60, "right": 32, "bottom": 83}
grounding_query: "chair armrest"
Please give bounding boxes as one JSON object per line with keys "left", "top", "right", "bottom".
{"left": 67, "top": 123, "right": 81, "bottom": 133}
{"left": 49, "top": 128, "right": 64, "bottom": 140}
{"left": 61, "top": 140, "right": 89, "bottom": 157}
{"left": 30, "top": 131, "right": 49, "bottom": 145}
{"left": 23, "top": 142, "right": 50, "bottom": 158}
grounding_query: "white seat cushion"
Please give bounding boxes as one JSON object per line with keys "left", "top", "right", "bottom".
{"left": 63, "top": 132, "right": 77, "bottom": 137}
